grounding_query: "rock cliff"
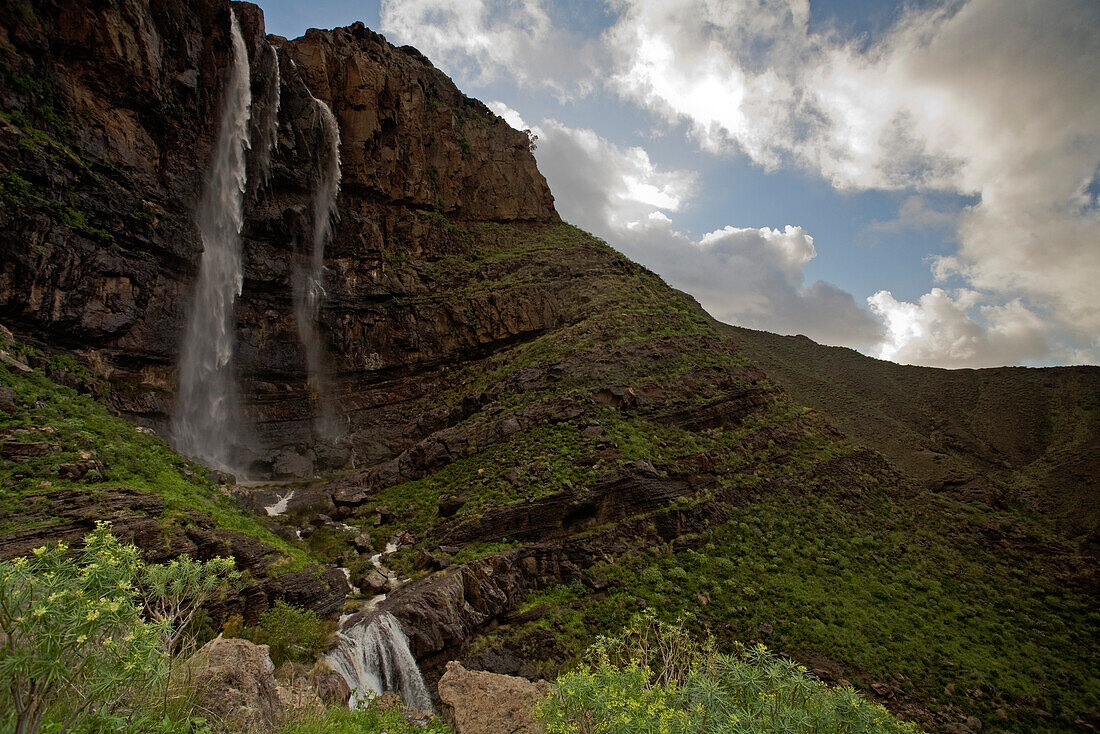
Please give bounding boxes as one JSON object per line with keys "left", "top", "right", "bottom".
{"left": 0, "top": 0, "right": 559, "bottom": 476}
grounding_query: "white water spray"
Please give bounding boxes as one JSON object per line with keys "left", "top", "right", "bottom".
{"left": 326, "top": 612, "right": 432, "bottom": 711}
{"left": 293, "top": 95, "right": 341, "bottom": 438}
{"left": 172, "top": 10, "right": 252, "bottom": 473}
{"left": 251, "top": 43, "right": 280, "bottom": 195}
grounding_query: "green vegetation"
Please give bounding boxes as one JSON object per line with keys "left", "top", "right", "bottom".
{"left": 277, "top": 701, "right": 450, "bottom": 734}
{"left": 247, "top": 601, "right": 333, "bottom": 667}
{"left": 499, "top": 480, "right": 1099, "bottom": 733}
{"left": 0, "top": 525, "right": 234, "bottom": 734}
{"left": 539, "top": 612, "right": 921, "bottom": 733}
{"left": 0, "top": 343, "right": 308, "bottom": 570}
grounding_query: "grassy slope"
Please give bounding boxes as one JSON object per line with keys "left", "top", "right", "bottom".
{"left": 1, "top": 214, "right": 1096, "bottom": 733}
{"left": 712, "top": 324, "right": 1100, "bottom": 539}
{"left": 0, "top": 339, "right": 309, "bottom": 569}
{"left": 304, "top": 223, "right": 1098, "bottom": 733}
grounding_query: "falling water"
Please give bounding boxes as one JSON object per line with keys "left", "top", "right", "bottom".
{"left": 293, "top": 95, "right": 341, "bottom": 438}
{"left": 326, "top": 612, "right": 432, "bottom": 711}
{"left": 172, "top": 10, "right": 252, "bottom": 473}
{"left": 250, "top": 43, "right": 280, "bottom": 196}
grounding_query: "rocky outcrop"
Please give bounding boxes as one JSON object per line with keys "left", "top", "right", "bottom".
{"left": 186, "top": 637, "right": 282, "bottom": 733}
{"left": 285, "top": 24, "right": 557, "bottom": 222}
{"left": 438, "top": 661, "right": 551, "bottom": 734}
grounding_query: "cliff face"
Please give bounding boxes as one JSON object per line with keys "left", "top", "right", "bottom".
{"left": 0, "top": 0, "right": 559, "bottom": 475}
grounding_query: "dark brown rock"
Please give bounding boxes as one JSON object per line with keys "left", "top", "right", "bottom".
{"left": 438, "top": 494, "right": 466, "bottom": 517}
{"left": 0, "top": 386, "right": 19, "bottom": 413}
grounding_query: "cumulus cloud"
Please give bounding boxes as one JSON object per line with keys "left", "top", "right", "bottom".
{"left": 379, "top": 0, "right": 602, "bottom": 99}
{"left": 605, "top": 0, "right": 1100, "bottom": 365}
{"left": 533, "top": 120, "right": 883, "bottom": 349}
{"left": 868, "top": 289, "right": 1059, "bottom": 368}
{"left": 487, "top": 100, "right": 529, "bottom": 131}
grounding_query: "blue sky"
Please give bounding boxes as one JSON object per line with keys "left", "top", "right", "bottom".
{"left": 257, "top": 0, "right": 1100, "bottom": 368}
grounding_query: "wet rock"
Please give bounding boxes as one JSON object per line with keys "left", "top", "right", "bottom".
{"left": 308, "top": 664, "right": 352, "bottom": 707}
{"left": 273, "top": 450, "right": 313, "bottom": 479}
{"left": 212, "top": 470, "right": 236, "bottom": 486}
{"left": 414, "top": 549, "right": 448, "bottom": 572}
{"left": 438, "top": 661, "right": 552, "bottom": 734}
{"left": 185, "top": 637, "right": 280, "bottom": 733}
{"left": 362, "top": 570, "right": 389, "bottom": 594}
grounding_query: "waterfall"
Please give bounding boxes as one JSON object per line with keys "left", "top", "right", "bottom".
{"left": 250, "top": 43, "right": 280, "bottom": 196}
{"left": 172, "top": 10, "right": 252, "bottom": 473}
{"left": 293, "top": 95, "right": 341, "bottom": 439}
{"left": 326, "top": 612, "right": 432, "bottom": 712}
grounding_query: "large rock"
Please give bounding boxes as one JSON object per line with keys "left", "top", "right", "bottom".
{"left": 186, "top": 637, "right": 281, "bottom": 733}
{"left": 438, "top": 661, "right": 551, "bottom": 734}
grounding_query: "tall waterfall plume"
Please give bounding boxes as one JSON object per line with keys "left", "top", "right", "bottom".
{"left": 293, "top": 95, "right": 341, "bottom": 439}
{"left": 326, "top": 612, "right": 432, "bottom": 711}
{"left": 172, "top": 10, "right": 252, "bottom": 473}
{"left": 249, "top": 42, "right": 280, "bottom": 197}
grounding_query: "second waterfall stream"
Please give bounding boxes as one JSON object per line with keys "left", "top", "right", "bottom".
{"left": 325, "top": 612, "right": 433, "bottom": 712}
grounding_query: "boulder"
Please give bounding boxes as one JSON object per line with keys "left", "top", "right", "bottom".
{"left": 185, "top": 637, "right": 281, "bottom": 733}
{"left": 438, "top": 494, "right": 467, "bottom": 517}
{"left": 362, "top": 569, "right": 389, "bottom": 594}
{"left": 438, "top": 661, "right": 552, "bottom": 734}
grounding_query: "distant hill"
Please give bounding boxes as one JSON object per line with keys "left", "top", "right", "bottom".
{"left": 715, "top": 322, "right": 1100, "bottom": 545}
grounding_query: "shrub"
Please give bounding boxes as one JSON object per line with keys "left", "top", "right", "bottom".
{"left": 537, "top": 611, "right": 924, "bottom": 734}
{"left": 0, "top": 524, "right": 166, "bottom": 734}
{"left": 249, "top": 600, "right": 331, "bottom": 666}
{"left": 0, "top": 523, "right": 236, "bottom": 734}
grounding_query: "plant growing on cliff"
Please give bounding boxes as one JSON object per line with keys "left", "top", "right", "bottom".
{"left": 248, "top": 600, "right": 332, "bottom": 667}
{"left": 537, "top": 611, "right": 923, "bottom": 734}
{"left": 0, "top": 524, "right": 236, "bottom": 734}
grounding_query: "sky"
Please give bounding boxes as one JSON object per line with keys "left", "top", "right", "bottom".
{"left": 258, "top": 0, "right": 1100, "bottom": 368}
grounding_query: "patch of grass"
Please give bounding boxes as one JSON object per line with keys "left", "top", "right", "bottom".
{"left": 0, "top": 350, "right": 310, "bottom": 570}
{"left": 497, "top": 482, "right": 1099, "bottom": 733}
{"left": 277, "top": 702, "right": 450, "bottom": 734}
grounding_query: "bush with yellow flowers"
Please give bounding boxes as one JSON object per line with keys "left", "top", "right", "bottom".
{"left": 537, "top": 611, "right": 924, "bottom": 734}
{"left": 0, "top": 522, "right": 235, "bottom": 734}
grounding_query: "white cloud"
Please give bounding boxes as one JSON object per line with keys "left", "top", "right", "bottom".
{"left": 605, "top": 0, "right": 1100, "bottom": 365}
{"left": 868, "top": 288, "right": 1063, "bottom": 368}
{"left": 379, "top": 0, "right": 601, "bottom": 99}
{"left": 378, "top": 0, "right": 1100, "bottom": 366}
{"left": 533, "top": 120, "right": 883, "bottom": 348}
{"left": 488, "top": 100, "right": 528, "bottom": 131}
{"left": 532, "top": 119, "right": 696, "bottom": 230}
